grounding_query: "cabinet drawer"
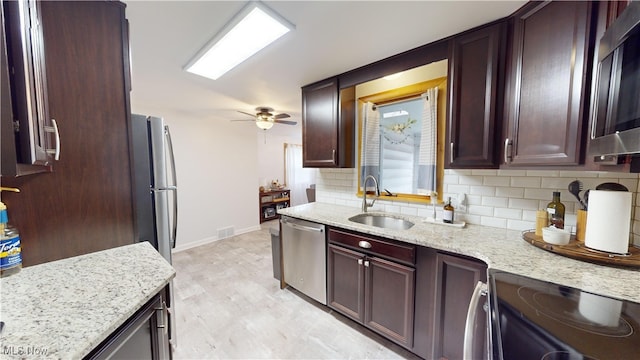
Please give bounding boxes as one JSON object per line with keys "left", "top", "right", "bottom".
{"left": 328, "top": 228, "right": 415, "bottom": 266}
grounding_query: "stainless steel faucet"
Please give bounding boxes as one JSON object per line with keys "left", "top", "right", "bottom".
{"left": 362, "top": 175, "right": 380, "bottom": 212}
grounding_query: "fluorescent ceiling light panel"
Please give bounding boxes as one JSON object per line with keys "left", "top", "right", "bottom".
{"left": 185, "top": 2, "right": 293, "bottom": 80}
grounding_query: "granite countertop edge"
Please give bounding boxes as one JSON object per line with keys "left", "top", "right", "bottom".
{"left": 0, "top": 241, "right": 176, "bottom": 359}
{"left": 279, "top": 202, "right": 640, "bottom": 304}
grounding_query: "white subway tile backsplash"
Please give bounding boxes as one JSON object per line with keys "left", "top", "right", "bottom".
{"left": 541, "top": 177, "right": 574, "bottom": 190}
{"left": 469, "top": 204, "right": 494, "bottom": 216}
{"left": 446, "top": 184, "right": 470, "bottom": 195}
{"left": 471, "top": 169, "right": 498, "bottom": 176}
{"left": 469, "top": 185, "right": 496, "bottom": 196}
{"left": 526, "top": 170, "right": 560, "bottom": 177}
{"left": 522, "top": 209, "right": 538, "bottom": 221}
{"left": 444, "top": 174, "right": 459, "bottom": 184}
{"left": 315, "top": 168, "right": 639, "bottom": 245}
{"left": 494, "top": 207, "right": 522, "bottom": 220}
{"left": 482, "top": 196, "right": 509, "bottom": 207}
{"left": 458, "top": 175, "right": 484, "bottom": 185}
{"left": 496, "top": 186, "right": 525, "bottom": 198}
{"left": 510, "top": 176, "right": 541, "bottom": 188}
{"left": 559, "top": 170, "right": 599, "bottom": 178}
{"left": 483, "top": 176, "right": 511, "bottom": 187}
{"left": 507, "top": 219, "right": 535, "bottom": 231}
{"left": 481, "top": 216, "right": 507, "bottom": 228}
{"left": 509, "top": 198, "right": 539, "bottom": 210}
{"left": 498, "top": 169, "right": 527, "bottom": 176}
{"left": 524, "top": 188, "right": 555, "bottom": 200}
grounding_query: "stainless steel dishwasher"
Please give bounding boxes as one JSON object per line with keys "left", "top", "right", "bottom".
{"left": 280, "top": 216, "right": 327, "bottom": 305}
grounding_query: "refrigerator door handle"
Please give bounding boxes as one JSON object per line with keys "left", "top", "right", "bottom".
{"left": 164, "top": 125, "right": 178, "bottom": 249}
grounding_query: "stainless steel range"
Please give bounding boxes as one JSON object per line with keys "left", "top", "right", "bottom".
{"left": 488, "top": 270, "right": 640, "bottom": 360}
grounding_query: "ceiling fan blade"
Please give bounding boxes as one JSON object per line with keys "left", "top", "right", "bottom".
{"left": 274, "top": 113, "right": 290, "bottom": 119}
{"left": 274, "top": 120, "right": 297, "bottom": 125}
{"left": 237, "top": 110, "right": 256, "bottom": 118}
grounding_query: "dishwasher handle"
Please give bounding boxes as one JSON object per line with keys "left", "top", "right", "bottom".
{"left": 281, "top": 218, "right": 324, "bottom": 233}
{"left": 463, "top": 281, "right": 487, "bottom": 360}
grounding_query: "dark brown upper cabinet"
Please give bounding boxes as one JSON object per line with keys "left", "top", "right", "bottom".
{"left": 302, "top": 77, "right": 355, "bottom": 168}
{"left": 1, "top": 0, "right": 135, "bottom": 266}
{"left": 1, "top": 0, "right": 57, "bottom": 177}
{"left": 446, "top": 21, "right": 506, "bottom": 169}
{"left": 502, "top": 1, "right": 595, "bottom": 167}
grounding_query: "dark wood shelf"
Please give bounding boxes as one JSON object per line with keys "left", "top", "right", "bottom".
{"left": 259, "top": 189, "right": 290, "bottom": 223}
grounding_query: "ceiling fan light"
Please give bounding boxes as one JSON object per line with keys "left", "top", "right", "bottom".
{"left": 256, "top": 120, "right": 274, "bottom": 130}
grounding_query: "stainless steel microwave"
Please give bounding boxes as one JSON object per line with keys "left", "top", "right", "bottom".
{"left": 589, "top": 1, "right": 640, "bottom": 159}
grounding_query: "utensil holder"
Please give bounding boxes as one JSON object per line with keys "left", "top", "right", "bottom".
{"left": 535, "top": 210, "right": 548, "bottom": 236}
{"left": 576, "top": 210, "right": 587, "bottom": 242}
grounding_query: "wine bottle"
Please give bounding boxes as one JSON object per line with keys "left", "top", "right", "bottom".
{"left": 546, "top": 191, "right": 565, "bottom": 229}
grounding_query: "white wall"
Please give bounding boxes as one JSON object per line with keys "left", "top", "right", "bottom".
{"left": 316, "top": 168, "right": 640, "bottom": 246}
{"left": 131, "top": 106, "right": 260, "bottom": 251}
{"left": 256, "top": 133, "right": 300, "bottom": 189}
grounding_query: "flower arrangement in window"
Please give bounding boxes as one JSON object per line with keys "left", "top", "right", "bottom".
{"left": 382, "top": 117, "right": 417, "bottom": 144}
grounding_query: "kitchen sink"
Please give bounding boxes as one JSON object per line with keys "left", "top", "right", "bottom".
{"left": 348, "top": 213, "right": 415, "bottom": 230}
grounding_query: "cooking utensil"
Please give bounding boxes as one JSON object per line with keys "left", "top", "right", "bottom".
{"left": 568, "top": 180, "right": 586, "bottom": 209}
{"left": 583, "top": 189, "right": 590, "bottom": 211}
{"left": 595, "top": 182, "right": 629, "bottom": 191}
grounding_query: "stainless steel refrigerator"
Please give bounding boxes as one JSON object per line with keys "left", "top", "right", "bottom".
{"left": 131, "top": 114, "right": 178, "bottom": 354}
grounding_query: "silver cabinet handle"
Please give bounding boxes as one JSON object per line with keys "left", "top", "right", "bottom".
{"left": 44, "top": 119, "right": 60, "bottom": 160}
{"left": 282, "top": 218, "right": 323, "bottom": 232}
{"left": 358, "top": 240, "right": 372, "bottom": 249}
{"left": 358, "top": 259, "right": 363, "bottom": 265}
{"left": 503, "top": 138, "right": 511, "bottom": 164}
{"left": 364, "top": 260, "right": 369, "bottom": 267}
{"left": 463, "top": 281, "right": 487, "bottom": 360}
{"left": 332, "top": 149, "right": 336, "bottom": 164}
{"left": 450, "top": 142, "right": 454, "bottom": 164}
{"left": 155, "top": 301, "right": 168, "bottom": 335}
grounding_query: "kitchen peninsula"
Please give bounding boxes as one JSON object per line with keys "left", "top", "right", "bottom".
{"left": 0, "top": 242, "right": 175, "bottom": 359}
{"left": 279, "top": 202, "right": 640, "bottom": 304}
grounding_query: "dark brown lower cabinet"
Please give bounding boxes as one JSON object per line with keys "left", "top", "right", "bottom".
{"left": 327, "top": 230, "right": 415, "bottom": 349}
{"left": 432, "top": 252, "right": 488, "bottom": 360}
{"left": 86, "top": 290, "right": 171, "bottom": 359}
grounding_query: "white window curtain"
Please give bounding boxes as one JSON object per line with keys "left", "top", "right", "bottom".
{"left": 285, "top": 144, "right": 316, "bottom": 206}
{"left": 417, "top": 87, "right": 438, "bottom": 194}
{"left": 360, "top": 101, "right": 380, "bottom": 184}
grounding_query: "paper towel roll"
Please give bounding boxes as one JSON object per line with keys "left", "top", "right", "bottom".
{"left": 584, "top": 190, "right": 632, "bottom": 254}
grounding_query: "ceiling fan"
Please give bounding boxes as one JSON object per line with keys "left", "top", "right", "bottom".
{"left": 231, "top": 107, "right": 297, "bottom": 130}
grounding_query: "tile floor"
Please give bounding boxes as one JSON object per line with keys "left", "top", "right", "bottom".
{"left": 171, "top": 220, "right": 420, "bottom": 359}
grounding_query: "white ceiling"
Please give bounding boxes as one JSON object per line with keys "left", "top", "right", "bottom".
{"left": 125, "top": 1, "right": 526, "bottom": 137}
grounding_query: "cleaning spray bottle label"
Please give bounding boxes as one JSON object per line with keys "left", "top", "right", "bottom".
{"left": 0, "top": 235, "right": 22, "bottom": 270}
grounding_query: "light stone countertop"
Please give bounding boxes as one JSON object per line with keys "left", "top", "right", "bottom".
{"left": 0, "top": 241, "right": 175, "bottom": 359}
{"left": 279, "top": 202, "right": 640, "bottom": 304}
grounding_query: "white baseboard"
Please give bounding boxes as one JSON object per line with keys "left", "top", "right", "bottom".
{"left": 172, "top": 225, "right": 262, "bottom": 253}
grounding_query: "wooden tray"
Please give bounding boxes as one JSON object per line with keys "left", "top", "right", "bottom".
{"left": 522, "top": 231, "right": 640, "bottom": 268}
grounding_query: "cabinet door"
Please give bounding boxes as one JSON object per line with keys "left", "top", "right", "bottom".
{"left": 433, "top": 253, "right": 487, "bottom": 360}
{"left": 1, "top": 1, "right": 135, "bottom": 266}
{"left": 504, "top": 1, "right": 593, "bottom": 166}
{"left": 327, "top": 243, "right": 365, "bottom": 323}
{"left": 301, "top": 78, "right": 355, "bottom": 168}
{"left": 446, "top": 22, "right": 505, "bottom": 168}
{"left": 365, "top": 256, "right": 415, "bottom": 348}
{"left": 1, "top": 0, "right": 55, "bottom": 176}
{"left": 86, "top": 293, "right": 170, "bottom": 359}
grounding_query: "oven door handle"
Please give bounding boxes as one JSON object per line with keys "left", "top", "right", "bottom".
{"left": 463, "top": 281, "right": 488, "bottom": 360}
